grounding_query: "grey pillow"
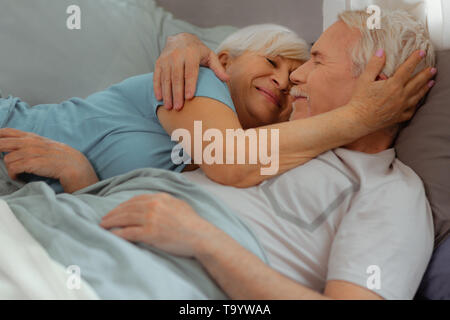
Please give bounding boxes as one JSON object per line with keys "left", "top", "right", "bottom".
{"left": 415, "top": 233, "right": 450, "bottom": 299}
{"left": 395, "top": 50, "right": 450, "bottom": 247}
{"left": 0, "top": 0, "right": 236, "bottom": 106}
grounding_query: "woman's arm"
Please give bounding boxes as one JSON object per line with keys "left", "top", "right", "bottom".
{"left": 158, "top": 96, "right": 363, "bottom": 187}
{"left": 0, "top": 128, "right": 99, "bottom": 193}
{"left": 157, "top": 51, "right": 435, "bottom": 188}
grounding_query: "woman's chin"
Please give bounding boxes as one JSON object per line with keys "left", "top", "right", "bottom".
{"left": 250, "top": 111, "right": 276, "bottom": 126}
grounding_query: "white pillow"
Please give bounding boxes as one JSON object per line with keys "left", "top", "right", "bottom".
{"left": 322, "top": 0, "right": 450, "bottom": 51}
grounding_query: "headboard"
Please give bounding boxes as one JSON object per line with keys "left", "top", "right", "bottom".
{"left": 155, "top": 0, "right": 324, "bottom": 45}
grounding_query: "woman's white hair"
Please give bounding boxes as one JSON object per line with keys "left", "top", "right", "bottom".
{"left": 216, "top": 24, "right": 310, "bottom": 61}
{"left": 338, "top": 10, "right": 435, "bottom": 77}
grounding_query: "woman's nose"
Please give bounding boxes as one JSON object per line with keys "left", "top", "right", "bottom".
{"left": 272, "top": 73, "right": 290, "bottom": 91}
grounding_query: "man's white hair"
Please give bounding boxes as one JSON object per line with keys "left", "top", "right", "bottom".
{"left": 216, "top": 24, "right": 310, "bottom": 61}
{"left": 338, "top": 10, "right": 435, "bottom": 77}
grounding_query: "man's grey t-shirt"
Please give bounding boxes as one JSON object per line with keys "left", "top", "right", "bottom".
{"left": 183, "top": 148, "right": 434, "bottom": 299}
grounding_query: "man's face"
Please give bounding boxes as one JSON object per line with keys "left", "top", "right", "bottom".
{"left": 289, "top": 21, "right": 362, "bottom": 120}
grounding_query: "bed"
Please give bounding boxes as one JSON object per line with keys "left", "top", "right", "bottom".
{"left": 0, "top": 0, "right": 449, "bottom": 299}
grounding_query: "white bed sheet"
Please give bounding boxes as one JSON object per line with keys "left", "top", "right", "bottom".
{"left": 0, "top": 199, "right": 99, "bottom": 300}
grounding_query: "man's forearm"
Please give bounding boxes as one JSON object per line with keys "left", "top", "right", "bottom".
{"left": 193, "top": 225, "right": 330, "bottom": 300}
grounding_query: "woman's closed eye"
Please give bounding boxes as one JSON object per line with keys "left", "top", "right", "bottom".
{"left": 266, "top": 58, "right": 277, "bottom": 68}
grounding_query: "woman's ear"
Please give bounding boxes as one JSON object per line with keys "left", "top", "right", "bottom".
{"left": 218, "top": 51, "right": 233, "bottom": 70}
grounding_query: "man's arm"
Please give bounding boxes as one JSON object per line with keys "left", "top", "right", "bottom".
{"left": 100, "top": 193, "right": 382, "bottom": 300}
{"left": 326, "top": 178, "right": 434, "bottom": 300}
{"left": 193, "top": 221, "right": 383, "bottom": 300}
{"left": 153, "top": 33, "right": 229, "bottom": 110}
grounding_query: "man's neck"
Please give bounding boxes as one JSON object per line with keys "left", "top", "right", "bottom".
{"left": 344, "top": 128, "right": 397, "bottom": 154}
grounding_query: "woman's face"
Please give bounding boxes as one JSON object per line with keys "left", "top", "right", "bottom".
{"left": 220, "top": 51, "right": 304, "bottom": 129}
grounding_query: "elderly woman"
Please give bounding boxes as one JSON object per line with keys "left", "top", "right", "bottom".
{"left": 0, "top": 24, "right": 434, "bottom": 193}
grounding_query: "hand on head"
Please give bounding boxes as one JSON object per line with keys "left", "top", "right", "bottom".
{"left": 153, "top": 33, "right": 229, "bottom": 111}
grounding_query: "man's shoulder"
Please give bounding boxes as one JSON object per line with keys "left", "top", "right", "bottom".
{"left": 330, "top": 148, "right": 426, "bottom": 199}
{"left": 380, "top": 157, "right": 427, "bottom": 198}
{"left": 353, "top": 156, "right": 431, "bottom": 222}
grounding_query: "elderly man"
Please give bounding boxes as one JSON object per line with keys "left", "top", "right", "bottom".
{"left": 100, "top": 10, "right": 436, "bottom": 299}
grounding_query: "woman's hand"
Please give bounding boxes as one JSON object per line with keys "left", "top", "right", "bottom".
{"left": 349, "top": 49, "right": 437, "bottom": 131}
{"left": 100, "top": 193, "right": 215, "bottom": 258}
{"left": 153, "top": 32, "right": 230, "bottom": 111}
{"left": 0, "top": 128, "right": 99, "bottom": 193}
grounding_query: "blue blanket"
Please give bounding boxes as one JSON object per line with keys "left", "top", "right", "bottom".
{"left": 0, "top": 164, "right": 267, "bottom": 299}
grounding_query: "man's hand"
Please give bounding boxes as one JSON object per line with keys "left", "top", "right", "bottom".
{"left": 100, "top": 193, "right": 215, "bottom": 257}
{"left": 350, "top": 49, "right": 437, "bottom": 131}
{"left": 0, "top": 128, "right": 99, "bottom": 193}
{"left": 153, "top": 33, "right": 230, "bottom": 111}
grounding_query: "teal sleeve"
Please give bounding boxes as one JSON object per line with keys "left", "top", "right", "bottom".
{"left": 150, "top": 67, "right": 236, "bottom": 118}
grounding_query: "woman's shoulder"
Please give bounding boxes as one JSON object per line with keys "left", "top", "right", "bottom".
{"left": 194, "top": 67, "right": 235, "bottom": 113}
{"left": 197, "top": 67, "right": 226, "bottom": 86}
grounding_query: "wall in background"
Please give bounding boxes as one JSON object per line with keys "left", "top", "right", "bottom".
{"left": 156, "top": 0, "right": 323, "bottom": 44}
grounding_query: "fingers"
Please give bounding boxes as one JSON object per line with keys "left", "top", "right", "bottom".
{"left": 161, "top": 60, "right": 173, "bottom": 110}
{"left": 171, "top": 62, "right": 185, "bottom": 111}
{"left": 4, "top": 157, "right": 41, "bottom": 180}
{"left": 0, "top": 137, "right": 27, "bottom": 152}
{"left": 0, "top": 136, "right": 52, "bottom": 154}
{"left": 153, "top": 62, "right": 163, "bottom": 101}
{"left": 155, "top": 51, "right": 192, "bottom": 111}
{"left": 405, "top": 66, "right": 437, "bottom": 96}
{"left": 154, "top": 33, "right": 211, "bottom": 110}
{"left": 100, "top": 211, "right": 146, "bottom": 229}
{"left": 358, "top": 49, "right": 386, "bottom": 83}
{"left": 397, "top": 81, "right": 435, "bottom": 123}
{"left": 0, "top": 128, "right": 29, "bottom": 138}
{"left": 111, "top": 227, "right": 143, "bottom": 242}
{"left": 160, "top": 54, "right": 201, "bottom": 111}
{"left": 101, "top": 194, "right": 157, "bottom": 224}
{"left": 3, "top": 149, "right": 27, "bottom": 164}
{"left": 184, "top": 58, "right": 200, "bottom": 101}
{"left": 4, "top": 160, "right": 22, "bottom": 180}
{"left": 407, "top": 82, "right": 434, "bottom": 111}
{"left": 393, "top": 50, "right": 426, "bottom": 85}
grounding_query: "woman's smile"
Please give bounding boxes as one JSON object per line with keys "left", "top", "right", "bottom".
{"left": 255, "top": 86, "right": 281, "bottom": 108}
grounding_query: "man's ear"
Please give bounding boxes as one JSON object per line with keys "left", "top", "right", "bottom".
{"left": 218, "top": 51, "right": 233, "bottom": 70}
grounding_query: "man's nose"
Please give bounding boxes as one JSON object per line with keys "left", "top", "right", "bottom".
{"left": 290, "top": 60, "right": 311, "bottom": 85}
